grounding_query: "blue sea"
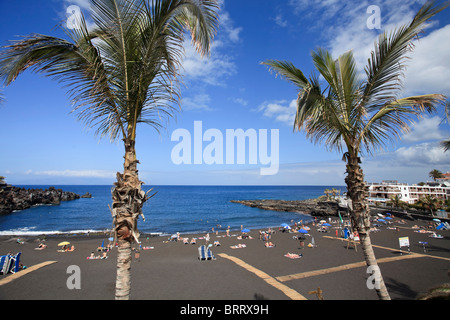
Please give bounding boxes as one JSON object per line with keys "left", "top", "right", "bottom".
{"left": 0, "top": 185, "right": 345, "bottom": 236}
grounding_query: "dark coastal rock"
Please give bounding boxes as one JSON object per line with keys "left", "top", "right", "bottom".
{"left": 230, "top": 199, "right": 347, "bottom": 217}
{"left": 81, "top": 192, "right": 92, "bottom": 198}
{"left": 0, "top": 186, "right": 80, "bottom": 215}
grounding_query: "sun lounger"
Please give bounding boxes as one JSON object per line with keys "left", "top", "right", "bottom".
{"left": 198, "top": 245, "right": 207, "bottom": 260}
{"left": 2, "top": 252, "right": 22, "bottom": 274}
{"left": 0, "top": 255, "right": 11, "bottom": 275}
{"left": 206, "top": 247, "right": 216, "bottom": 260}
{"left": 9, "top": 252, "right": 22, "bottom": 273}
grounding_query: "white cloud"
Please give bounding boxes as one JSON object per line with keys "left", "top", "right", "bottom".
{"left": 258, "top": 99, "right": 297, "bottom": 126}
{"left": 394, "top": 142, "right": 449, "bottom": 166}
{"left": 62, "top": 0, "right": 96, "bottom": 30}
{"left": 232, "top": 98, "right": 248, "bottom": 106}
{"left": 274, "top": 14, "right": 288, "bottom": 28}
{"left": 221, "top": 12, "right": 243, "bottom": 43}
{"left": 33, "top": 170, "right": 115, "bottom": 179}
{"left": 64, "top": 0, "right": 91, "bottom": 10}
{"left": 289, "top": 0, "right": 449, "bottom": 97}
{"left": 181, "top": 39, "right": 236, "bottom": 86}
{"left": 181, "top": 94, "right": 212, "bottom": 111}
{"left": 402, "top": 116, "right": 446, "bottom": 143}
{"left": 402, "top": 24, "right": 450, "bottom": 96}
{"left": 180, "top": 3, "right": 241, "bottom": 86}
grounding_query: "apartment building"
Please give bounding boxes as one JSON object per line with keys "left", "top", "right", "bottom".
{"left": 367, "top": 180, "right": 450, "bottom": 204}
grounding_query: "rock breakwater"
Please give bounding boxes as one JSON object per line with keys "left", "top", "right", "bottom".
{"left": 230, "top": 199, "right": 347, "bottom": 217}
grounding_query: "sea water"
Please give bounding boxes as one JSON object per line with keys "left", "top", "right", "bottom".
{"left": 0, "top": 185, "right": 345, "bottom": 236}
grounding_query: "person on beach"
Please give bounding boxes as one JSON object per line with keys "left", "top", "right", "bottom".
{"left": 35, "top": 243, "right": 47, "bottom": 250}
{"left": 298, "top": 235, "right": 305, "bottom": 249}
{"left": 205, "top": 233, "right": 210, "bottom": 245}
{"left": 226, "top": 227, "right": 230, "bottom": 237}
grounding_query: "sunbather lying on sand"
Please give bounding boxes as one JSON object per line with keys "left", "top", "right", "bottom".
{"left": 34, "top": 243, "right": 47, "bottom": 250}
{"left": 230, "top": 244, "right": 246, "bottom": 249}
{"left": 284, "top": 252, "right": 302, "bottom": 259}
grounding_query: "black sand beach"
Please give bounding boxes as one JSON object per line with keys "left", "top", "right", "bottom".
{"left": 0, "top": 216, "right": 449, "bottom": 303}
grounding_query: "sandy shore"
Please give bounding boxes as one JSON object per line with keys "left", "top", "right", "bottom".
{"left": 0, "top": 215, "right": 449, "bottom": 303}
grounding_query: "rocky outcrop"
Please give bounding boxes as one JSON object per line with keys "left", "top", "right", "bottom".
{"left": 81, "top": 192, "right": 92, "bottom": 198}
{"left": 0, "top": 186, "right": 80, "bottom": 215}
{"left": 230, "top": 199, "right": 347, "bottom": 217}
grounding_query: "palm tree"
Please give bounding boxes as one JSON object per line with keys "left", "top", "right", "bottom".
{"left": 417, "top": 195, "right": 441, "bottom": 216}
{"left": 429, "top": 169, "right": 443, "bottom": 182}
{"left": 388, "top": 194, "right": 405, "bottom": 209}
{"left": 0, "top": 0, "right": 219, "bottom": 300}
{"left": 262, "top": 1, "right": 448, "bottom": 300}
{"left": 324, "top": 188, "right": 331, "bottom": 200}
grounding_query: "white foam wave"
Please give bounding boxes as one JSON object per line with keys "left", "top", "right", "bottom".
{"left": 0, "top": 227, "right": 110, "bottom": 236}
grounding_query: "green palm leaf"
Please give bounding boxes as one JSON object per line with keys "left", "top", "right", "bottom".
{"left": 0, "top": 0, "right": 219, "bottom": 142}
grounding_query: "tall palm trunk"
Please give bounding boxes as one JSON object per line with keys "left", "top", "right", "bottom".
{"left": 111, "top": 137, "right": 147, "bottom": 300}
{"left": 345, "top": 153, "right": 391, "bottom": 300}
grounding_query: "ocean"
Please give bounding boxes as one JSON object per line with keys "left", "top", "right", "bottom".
{"left": 0, "top": 185, "right": 345, "bottom": 236}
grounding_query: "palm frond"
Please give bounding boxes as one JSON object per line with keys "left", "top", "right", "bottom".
{"left": 360, "top": 94, "right": 446, "bottom": 153}
{"left": 441, "top": 139, "right": 450, "bottom": 152}
{"left": 0, "top": 0, "right": 220, "bottom": 142}
{"left": 362, "top": 0, "right": 449, "bottom": 110}
{"left": 261, "top": 59, "right": 309, "bottom": 89}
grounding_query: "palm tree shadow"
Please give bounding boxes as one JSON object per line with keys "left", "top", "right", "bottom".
{"left": 385, "top": 277, "right": 417, "bottom": 299}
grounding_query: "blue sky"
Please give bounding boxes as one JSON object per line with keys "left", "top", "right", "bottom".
{"left": 0, "top": 0, "right": 449, "bottom": 186}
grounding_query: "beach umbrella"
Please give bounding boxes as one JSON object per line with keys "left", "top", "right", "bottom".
{"left": 58, "top": 241, "right": 70, "bottom": 246}
{"left": 378, "top": 219, "right": 385, "bottom": 223}
{"left": 433, "top": 219, "right": 441, "bottom": 222}
{"left": 323, "top": 223, "right": 332, "bottom": 227}
{"left": 241, "top": 228, "right": 250, "bottom": 233}
{"left": 298, "top": 229, "right": 308, "bottom": 234}
{"left": 385, "top": 217, "right": 393, "bottom": 220}
{"left": 281, "top": 223, "right": 289, "bottom": 227}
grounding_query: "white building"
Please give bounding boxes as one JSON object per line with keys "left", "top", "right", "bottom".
{"left": 367, "top": 180, "right": 450, "bottom": 205}
{"left": 436, "top": 172, "right": 450, "bottom": 187}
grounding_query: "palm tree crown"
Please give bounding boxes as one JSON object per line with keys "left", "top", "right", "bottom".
{"left": 0, "top": 0, "right": 219, "bottom": 142}
{"left": 263, "top": 2, "right": 447, "bottom": 158}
